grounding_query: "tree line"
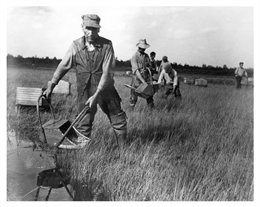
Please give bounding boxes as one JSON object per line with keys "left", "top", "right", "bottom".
{"left": 7, "top": 54, "right": 253, "bottom": 77}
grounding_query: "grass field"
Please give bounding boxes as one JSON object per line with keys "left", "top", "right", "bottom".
{"left": 7, "top": 67, "right": 253, "bottom": 201}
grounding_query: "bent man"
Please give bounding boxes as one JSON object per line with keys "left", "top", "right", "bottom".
{"left": 157, "top": 62, "right": 181, "bottom": 98}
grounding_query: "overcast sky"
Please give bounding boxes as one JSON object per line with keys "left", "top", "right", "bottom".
{"left": 5, "top": 3, "right": 256, "bottom": 68}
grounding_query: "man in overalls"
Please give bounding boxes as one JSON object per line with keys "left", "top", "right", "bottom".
{"left": 129, "top": 39, "right": 154, "bottom": 109}
{"left": 44, "top": 14, "right": 127, "bottom": 149}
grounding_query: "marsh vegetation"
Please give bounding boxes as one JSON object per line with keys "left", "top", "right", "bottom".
{"left": 7, "top": 67, "right": 253, "bottom": 201}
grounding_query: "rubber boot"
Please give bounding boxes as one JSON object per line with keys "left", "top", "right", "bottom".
{"left": 109, "top": 111, "right": 127, "bottom": 150}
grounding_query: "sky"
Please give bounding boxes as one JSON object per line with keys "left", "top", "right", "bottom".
{"left": 4, "top": 2, "right": 257, "bottom": 68}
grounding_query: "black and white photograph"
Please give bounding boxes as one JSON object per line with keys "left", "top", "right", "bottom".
{"left": 2, "top": 0, "right": 259, "bottom": 204}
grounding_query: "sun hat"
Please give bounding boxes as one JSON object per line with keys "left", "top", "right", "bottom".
{"left": 136, "top": 39, "right": 150, "bottom": 49}
{"left": 81, "top": 14, "right": 101, "bottom": 28}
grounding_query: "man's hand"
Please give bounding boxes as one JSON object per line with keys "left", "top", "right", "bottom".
{"left": 43, "top": 82, "right": 56, "bottom": 99}
{"left": 85, "top": 89, "right": 101, "bottom": 108}
{"left": 85, "top": 95, "right": 98, "bottom": 109}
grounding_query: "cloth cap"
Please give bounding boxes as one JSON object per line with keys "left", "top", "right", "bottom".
{"left": 136, "top": 39, "right": 150, "bottom": 49}
{"left": 162, "top": 56, "right": 168, "bottom": 61}
{"left": 82, "top": 14, "right": 101, "bottom": 28}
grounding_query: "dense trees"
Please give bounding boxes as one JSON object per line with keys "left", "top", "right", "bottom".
{"left": 7, "top": 54, "right": 253, "bottom": 77}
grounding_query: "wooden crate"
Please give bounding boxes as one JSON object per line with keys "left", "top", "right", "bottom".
{"left": 16, "top": 87, "right": 49, "bottom": 108}
{"left": 241, "top": 77, "right": 254, "bottom": 86}
{"left": 195, "top": 79, "right": 208, "bottom": 87}
{"left": 125, "top": 83, "right": 158, "bottom": 99}
{"left": 184, "top": 77, "right": 195, "bottom": 85}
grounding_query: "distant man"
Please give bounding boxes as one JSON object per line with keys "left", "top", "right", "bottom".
{"left": 158, "top": 56, "right": 169, "bottom": 74}
{"left": 157, "top": 62, "right": 181, "bottom": 98}
{"left": 158, "top": 56, "right": 170, "bottom": 86}
{"left": 43, "top": 14, "right": 127, "bottom": 149}
{"left": 235, "top": 62, "right": 248, "bottom": 89}
{"left": 129, "top": 39, "right": 154, "bottom": 109}
{"left": 148, "top": 51, "right": 158, "bottom": 77}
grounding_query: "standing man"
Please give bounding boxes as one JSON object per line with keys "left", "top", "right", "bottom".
{"left": 235, "top": 62, "right": 248, "bottom": 89}
{"left": 44, "top": 14, "right": 127, "bottom": 149}
{"left": 129, "top": 39, "right": 154, "bottom": 109}
{"left": 157, "top": 62, "right": 181, "bottom": 98}
{"left": 149, "top": 51, "right": 158, "bottom": 77}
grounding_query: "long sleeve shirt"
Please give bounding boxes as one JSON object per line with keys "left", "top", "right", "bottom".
{"left": 235, "top": 67, "right": 248, "bottom": 77}
{"left": 131, "top": 51, "right": 150, "bottom": 74}
{"left": 131, "top": 51, "right": 151, "bottom": 84}
{"left": 158, "top": 68, "right": 178, "bottom": 86}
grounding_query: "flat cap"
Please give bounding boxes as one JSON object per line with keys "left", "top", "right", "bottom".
{"left": 81, "top": 14, "right": 101, "bottom": 28}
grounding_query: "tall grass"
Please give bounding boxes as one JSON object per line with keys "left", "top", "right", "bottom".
{"left": 7, "top": 67, "right": 253, "bottom": 201}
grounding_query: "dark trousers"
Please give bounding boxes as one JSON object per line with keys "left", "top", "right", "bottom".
{"left": 236, "top": 76, "right": 242, "bottom": 89}
{"left": 75, "top": 82, "right": 127, "bottom": 140}
{"left": 164, "top": 81, "right": 181, "bottom": 98}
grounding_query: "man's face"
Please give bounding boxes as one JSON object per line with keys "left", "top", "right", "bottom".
{"left": 138, "top": 47, "right": 146, "bottom": 54}
{"left": 82, "top": 25, "right": 99, "bottom": 42}
{"left": 151, "top": 55, "right": 155, "bottom": 60}
{"left": 240, "top": 63, "right": 244, "bottom": 68}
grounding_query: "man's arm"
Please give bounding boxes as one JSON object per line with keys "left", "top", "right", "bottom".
{"left": 131, "top": 54, "right": 147, "bottom": 84}
{"left": 244, "top": 69, "right": 248, "bottom": 78}
{"left": 234, "top": 67, "right": 239, "bottom": 76}
{"left": 44, "top": 43, "right": 75, "bottom": 98}
{"left": 157, "top": 70, "right": 165, "bottom": 84}
{"left": 135, "top": 70, "right": 147, "bottom": 84}
{"left": 173, "top": 70, "right": 178, "bottom": 86}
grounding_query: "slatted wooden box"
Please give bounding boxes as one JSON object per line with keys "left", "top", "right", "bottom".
{"left": 195, "top": 79, "right": 208, "bottom": 87}
{"left": 16, "top": 87, "right": 49, "bottom": 110}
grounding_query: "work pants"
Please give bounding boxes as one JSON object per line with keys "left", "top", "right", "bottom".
{"left": 236, "top": 76, "right": 242, "bottom": 89}
{"left": 75, "top": 82, "right": 127, "bottom": 146}
{"left": 164, "top": 81, "right": 181, "bottom": 98}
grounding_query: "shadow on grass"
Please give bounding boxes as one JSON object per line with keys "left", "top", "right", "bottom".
{"left": 72, "top": 179, "right": 110, "bottom": 201}
{"left": 127, "top": 117, "right": 196, "bottom": 148}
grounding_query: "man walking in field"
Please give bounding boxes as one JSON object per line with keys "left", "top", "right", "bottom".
{"left": 157, "top": 62, "right": 181, "bottom": 98}
{"left": 44, "top": 14, "right": 127, "bottom": 149}
{"left": 129, "top": 39, "right": 155, "bottom": 109}
{"left": 235, "top": 62, "right": 248, "bottom": 89}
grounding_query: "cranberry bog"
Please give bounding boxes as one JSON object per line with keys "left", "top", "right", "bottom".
{"left": 7, "top": 67, "right": 253, "bottom": 201}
